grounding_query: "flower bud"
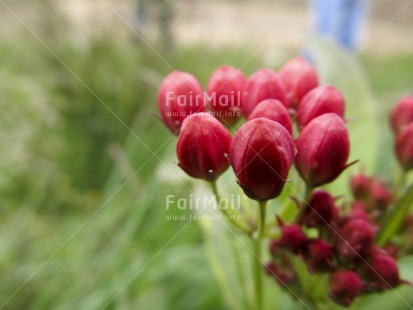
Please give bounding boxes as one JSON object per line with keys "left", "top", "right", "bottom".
{"left": 359, "top": 253, "right": 401, "bottom": 292}
{"left": 277, "top": 220, "right": 308, "bottom": 254}
{"left": 350, "top": 173, "right": 372, "bottom": 201}
{"left": 229, "top": 118, "right": 295, "bottom": 201}
{"left": 303, "top": 239, "right": 333, "bottom": 273}
{"left": 295, "top": 113, "right": 353, "bottom": 187}
{"left": 335, "top": 219, "right": 374, "bottom": 263}
{"left": 177, "top": 113, "right": 231, "bottom": 181}
{"left": 390, "top": 96, "right": 413, "bottom": 134}
{"left": 370, "top": 180, "right": 393, "bottom": 211}
{"left": 265, "top": 262, "right": 296, "bottom": 286}
{"left": 279, "top": 57, "right": 319, "bottom": 109}
{"left": 158, "top": 71, "right": 206, "bottom": 133}
{"left": 329, "top": 270, "right": 364, "bottom": 307}
{"left": 242, "top": 69, "right": 286, "bottom": 116}
{"left": 248, "top": 99, "right": 293, "bottom": 134}
{"left": 207, "top": 65, "right": 246, "bottom": 125}
{"left": 296, "top": 85, "right": 345, "bottom": 130}
{"left": 350, "top": 202, "right": 371, "bottom": 222}
{"left": 395, "top": 123, "right": 413, "bottom": 171}
{"left": 300, "top": 190, "right": 335, "bottom": 227}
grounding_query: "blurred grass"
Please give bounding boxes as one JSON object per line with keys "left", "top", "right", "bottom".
{"left": 0, "top": 35, "right": 262, "bottom": 309}
{"left": 0, "top": 24, "right": 413, "bottom": 309}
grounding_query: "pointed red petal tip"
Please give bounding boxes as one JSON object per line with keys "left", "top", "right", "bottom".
{"left": 289, "top": 196, "right": 301, "bottom": 209}
{"left": 276, "top": 215, "right": 284, "bottom": 227}
{"left": 207, "top": 65, "right": 246, "bottom": 125}
{"left": 229, "top": 118, "right": 295, "bottom": 201}
{"left": 242, "top": 68, "right": 287, "bottom": 117}
{"left": 158, "top": 71, "right": 206, "bottom": 134}
{"left": 176, "top": 113, "right": 232, "bottom": 181}
{"left": 279, "top": 57, "right": 319, "bottom": 109}
{"left": 295, "top": 113, "right": 353, "bottom": 187}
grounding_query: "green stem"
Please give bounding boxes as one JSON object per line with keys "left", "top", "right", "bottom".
{"left": 303, "top": 185, "right": 313, "bottom": 202}
{"left": 209, "top": 181, "right": 250, "bottom": 233}
{"left": 397, "top": 171, "right": 407, "bottom": 195}
{"left": 254, "top": 201, "right": 267, "bottom": 310}
{"left": 295, "top": 185, "right": 313, "bottom": 223}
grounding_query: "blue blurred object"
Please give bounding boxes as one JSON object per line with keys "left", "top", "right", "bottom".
{"left": 311, "top": 0, "right": 368, "bottom": 51}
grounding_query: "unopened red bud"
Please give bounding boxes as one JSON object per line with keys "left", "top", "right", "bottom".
{"left": 350, "top": 173, "right": 372, "bottom": 201}
{"left": 296, "top": 85, "right": 345, "bottom": 130}
{"left": 229, "top": 118, "right": 295, "bottom": 201}
{"left": 329, "top": 270, "right": 364, "bottom": 307}
{"left": 350, "top": 203, "right": 371, "bottom": 222}
{"left": 207, "top": 65, "right": 246, "bottom": 125}
{"left": 248, "top": 99, "right": 293, "bottom": 134}
{"left": 277, "top": 222, "right": 308, "bottom": 254}
{"left": 335, "top": 219, "right": 374, "bottom": 263}
{"left": 301, "top": 190, "right": 335, "bottom": 227}
{"left": 242, "top": 69, "right": 286, "bottom": 116}
{"left": 370, "top": 180, "right": 393, "bottom": 210}
{"left": 279, "top": 57, "right": 318, "bottom": 109}
{"left": 395, "top": 123, "right": 413, "bottom": 171}
{"left": 295, "top": 113, "right": 353, "bottom": 187}
{"left": 359, "top": 253, "right": 401, "bottom": 292}
{"left": 158, "top": 71, "right": 206, "bottom": 133}
{"left": 265, "top": 262, "right": 296, "bottom": 286}
{"left": 304, "top": 239, "right": 333, "bottom": 273}
{"left": 390, "top": 96, "right": 413, "bottom": 134}
{"left": 177, "top": 113, "right": 231, "bottom": 181}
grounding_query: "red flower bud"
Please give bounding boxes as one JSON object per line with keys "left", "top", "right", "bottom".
{"left": 248, "top": 99, "right": 293, "bottom": 134}
{"left": 277, "top": 221, "right": 308, "bottom": 254}
{"left": 207, "top": 65, "right": 246, "bottom": 125}
{"left": 265, "top": 262, "right": 296, "bottom": 286}
{"left": 350, "top": 202, "right": 371, "bottom": 222}
{"left": 296, "top": 85, "right": 345, "bottom": 130}
{"left": 177, "top": 113, "right": 231, "bottom": 181}
{"left": 329, "top": 270, "right": 364, "bottom": 307}
{"left": 295, "top": 113, "right": 353, "bottom": 187}
{"left": 359, "top": 253, "right": 401, "bottom": 292}
{"left": 229, "top": 118, "right": 295, "bottom": 201}
{"left": 335, "top": 219, "right": 374, "bottom": 263}
{"left": 301, "top": 190, "right": 335, "bottom": 227}
{"left": 350, "top": 173, "right": 372, "bottom": 201}
{"left": 390, "top": 96, "right": 413, "bottom": 134}
{"left": 370, "top": 180, "right": 393, "bottom": 211}
{"left": 242, "top": 69, "right": 286, "bottom": 116}
{"left": 279, "top": 57, "right": 319, "bottom": 109}
{"left": 395, "top": 123, "right": 413, "bottom": 171}
{"left": 304, "top": 239, "right": 333, "bottom": 273}
{"left": 158, "top": 71, "right": 206, "bottom": 133}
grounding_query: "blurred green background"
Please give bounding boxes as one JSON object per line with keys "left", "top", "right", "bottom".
{"left": 0, "top": 0, "right": 412, "bottom": 309}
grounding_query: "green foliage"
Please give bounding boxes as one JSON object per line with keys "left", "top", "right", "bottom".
{"left": 0, "top": 35, "right": 262, "bottom": 309}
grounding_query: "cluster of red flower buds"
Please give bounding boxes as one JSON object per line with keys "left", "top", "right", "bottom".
{"left": 157, "top": 58, "right": 412, "bottom": 308}
{"left": 266, "top": 181, "right": 406, "bottom": 307}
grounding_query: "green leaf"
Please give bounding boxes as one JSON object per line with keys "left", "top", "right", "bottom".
{"left": 376, "top": 183, "right": 413, "bottom": 246}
